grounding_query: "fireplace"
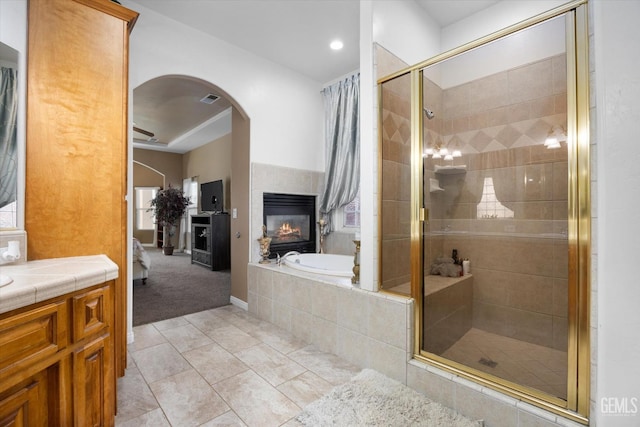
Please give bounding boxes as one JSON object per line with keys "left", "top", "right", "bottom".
{"left": 263, "top": 193, "right": 316, "bottom": 258}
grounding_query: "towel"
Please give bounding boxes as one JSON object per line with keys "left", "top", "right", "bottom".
{"left": 430, "top": 257, "right": 461, "bottom": 277}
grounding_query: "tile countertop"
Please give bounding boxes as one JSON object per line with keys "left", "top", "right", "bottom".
{"left": 0, "top": 255, "right": 119, "bottom": 315}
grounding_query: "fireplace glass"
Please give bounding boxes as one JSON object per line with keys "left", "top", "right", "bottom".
{"left": 266, "top": 214, "right": 310, "bottom": 245}
{"left": 263, "top": 193, "right": 316, "bottom": 257}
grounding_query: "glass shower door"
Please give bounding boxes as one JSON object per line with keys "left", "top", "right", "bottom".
{"left": 419, "top": 15, "right": 571, "bottom": 401}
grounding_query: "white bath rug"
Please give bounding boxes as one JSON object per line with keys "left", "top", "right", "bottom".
{"left": 297, "top": 369, "right": 483, "bottom": 426}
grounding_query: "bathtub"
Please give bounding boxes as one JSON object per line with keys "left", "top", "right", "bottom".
{"left": 283, "top": 253, "right": 354, "bottom": 277}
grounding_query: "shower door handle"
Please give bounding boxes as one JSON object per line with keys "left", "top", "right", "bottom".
{"left": 420, "top": 208, "right": 429, "bottom": 223}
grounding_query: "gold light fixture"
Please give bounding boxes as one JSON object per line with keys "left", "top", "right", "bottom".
{"left": 424, "top": 140, "right": 462, "bottom": 160}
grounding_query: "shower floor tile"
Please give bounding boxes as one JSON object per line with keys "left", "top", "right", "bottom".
{"left": 441, "top": 328, "right": 568, "bottom": 399}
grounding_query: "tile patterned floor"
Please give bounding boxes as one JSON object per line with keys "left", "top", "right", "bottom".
{"left": 441, "top": 328, "right": 568, "bottom": 399}
{"left": 115, "top": 305, "right": 360, "bottom": 427}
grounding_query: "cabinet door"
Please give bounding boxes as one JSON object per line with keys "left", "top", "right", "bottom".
{"left": 73, "top": 335, "right": 114, "bottom": 427}
{"left": 0, "top": 370, "right": 49, "bottom": 426}
{"left": 0, "top": 302, "right": 67, "bottom": 381}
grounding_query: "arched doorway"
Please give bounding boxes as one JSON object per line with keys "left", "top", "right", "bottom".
{"left": 129, "top": 75, "right": 250, "bottom": 331}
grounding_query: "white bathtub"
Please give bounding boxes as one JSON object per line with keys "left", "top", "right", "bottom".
{"left": 283, "top": 253, "right": 354, "bottom": 277}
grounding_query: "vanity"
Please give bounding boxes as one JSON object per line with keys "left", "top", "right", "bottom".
{"left": 0, "top": 255, "right": 118, "bottom": 425}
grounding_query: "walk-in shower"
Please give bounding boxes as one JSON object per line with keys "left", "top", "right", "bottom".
{"left": 378, "top": 2, "right": 590, "bottom": 422}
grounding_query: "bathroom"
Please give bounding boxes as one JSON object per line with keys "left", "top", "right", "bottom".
{"left": 3, "top": 0, "right": 640, "bottom": 425}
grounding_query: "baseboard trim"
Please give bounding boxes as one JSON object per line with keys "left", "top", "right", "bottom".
{"left": 127, "top": 330, "right": 135, "bottom": 344}
{"left": 230, "top": 296, "right": 248, "bottom": 311}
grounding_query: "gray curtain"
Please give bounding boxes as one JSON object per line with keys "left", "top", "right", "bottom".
{"left": 319, "top": 73, "right": 360, "bottom": 233}
{"left": 0, "top": 67, "right": 18, "bottom": 209}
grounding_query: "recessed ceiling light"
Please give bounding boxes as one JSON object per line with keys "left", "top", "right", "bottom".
{"left": 330, "top": 40, "right": 344, "bottom": 50}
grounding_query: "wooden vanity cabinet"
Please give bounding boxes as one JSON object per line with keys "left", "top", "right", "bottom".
{"left": 0, "top": 283, "right": 115, "bottom": 426}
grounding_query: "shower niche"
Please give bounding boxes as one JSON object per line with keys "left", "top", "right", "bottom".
{"left": 378, "top": 2, "right": 590, "bottom": 423}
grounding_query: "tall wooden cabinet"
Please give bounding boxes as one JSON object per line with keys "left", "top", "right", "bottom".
{"left": 25, "top": 0, "right": 138, "bottom": 390}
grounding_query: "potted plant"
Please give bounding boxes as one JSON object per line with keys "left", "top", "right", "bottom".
{"left": 148, "top": 185, "right": 190, "bottom": 255}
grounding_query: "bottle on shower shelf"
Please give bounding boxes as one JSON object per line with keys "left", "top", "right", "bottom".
{"left": 463, "top": 259, "right": 470, "bottom": 275}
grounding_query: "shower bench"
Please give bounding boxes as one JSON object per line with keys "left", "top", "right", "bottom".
{"left": 423, "top": 274, "right": 473, "bottom": 355}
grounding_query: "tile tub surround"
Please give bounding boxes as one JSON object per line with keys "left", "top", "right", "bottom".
{"left": 248, "top": 262, "right": 413, "bottom": 384}
{"left": 249, "top": 262, "right": 582, "bottom": 426}
{"left": 0, "top": 254, "right": 119, "bottom": 313}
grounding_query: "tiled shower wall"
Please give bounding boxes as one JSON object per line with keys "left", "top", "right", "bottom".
{"left": 380, "top": 51, "right": 569, "bottom": 350}
{"left": 380, "top": 72, "right": 412, "bottom": 290}
{"left": 425, "top": 54, "right": 569, "bottom": 350}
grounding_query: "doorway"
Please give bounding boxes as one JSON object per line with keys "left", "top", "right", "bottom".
{"left": 129, "top": 75, "right": 250, "bottom": 328}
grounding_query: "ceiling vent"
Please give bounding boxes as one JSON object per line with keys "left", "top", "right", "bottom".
{"left": 200, "top": 93, "right": 219, "bottom": 105}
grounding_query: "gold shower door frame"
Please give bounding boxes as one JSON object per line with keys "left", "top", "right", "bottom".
{"left": 377, "top": 1, "right": 590, "bottom": 423}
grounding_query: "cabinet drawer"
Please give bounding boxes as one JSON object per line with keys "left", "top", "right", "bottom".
{"left": 73, "top": 286, "right": 111, "bottom": 342}
{"left": 0, "top": 302, "right": 68, "bottom": 378}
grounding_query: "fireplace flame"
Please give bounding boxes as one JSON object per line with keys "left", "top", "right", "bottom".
{"left": 276, "top": 222, "right": 302, "bottom": 240}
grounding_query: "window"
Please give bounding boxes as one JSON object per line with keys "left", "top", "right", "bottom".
{"left": 182, "top": 177, "right": 199, "bottom": 252}
{"left": 184, "top": 179, "right": 199, "bottom": 210}
{"left": 337, "top": 192, "right": 360, "bottom": 229}
{"left": 476, "top": 177, "right": 513, "bottom": 219}
{"left": 135, "top": 187, "right": 158, "bottom": 230}
{"left": 0, "top": 201, "right": 17, "bottom": 229}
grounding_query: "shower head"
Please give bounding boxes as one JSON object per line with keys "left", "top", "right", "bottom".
{"left": 424, "top": 108, "right": 435, "bottom": 120}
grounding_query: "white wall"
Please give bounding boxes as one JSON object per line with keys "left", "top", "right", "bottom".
{"left": 125, "top": 1, "right": 325, "bottom": 173}
{"left": 435, "top": 14, "right": 566, "bottom": 89}
{"left": 358, "top": 0, "right": 441, "bottom": 292}
{"left": 441, "top": 0, "right": 569, "bottom": 52}
{"left": 359, "top": 0, "right": 376, "bottom": 291}
{"left": 592, "top": 1, "right": 640, "bottom": 425}
{"left": 372, "top": 0, "right": 440, "bottom": 67}
{"left": 0, "top": 0, "right": 26, "bottom": 230}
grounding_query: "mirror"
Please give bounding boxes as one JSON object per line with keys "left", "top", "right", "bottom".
{"left": 0, "top": 42, "right": 19, "bottom": 229}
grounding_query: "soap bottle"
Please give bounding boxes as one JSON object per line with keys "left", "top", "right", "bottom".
{"left": 462, "top": 259, "right": 470, "bottom": 275}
